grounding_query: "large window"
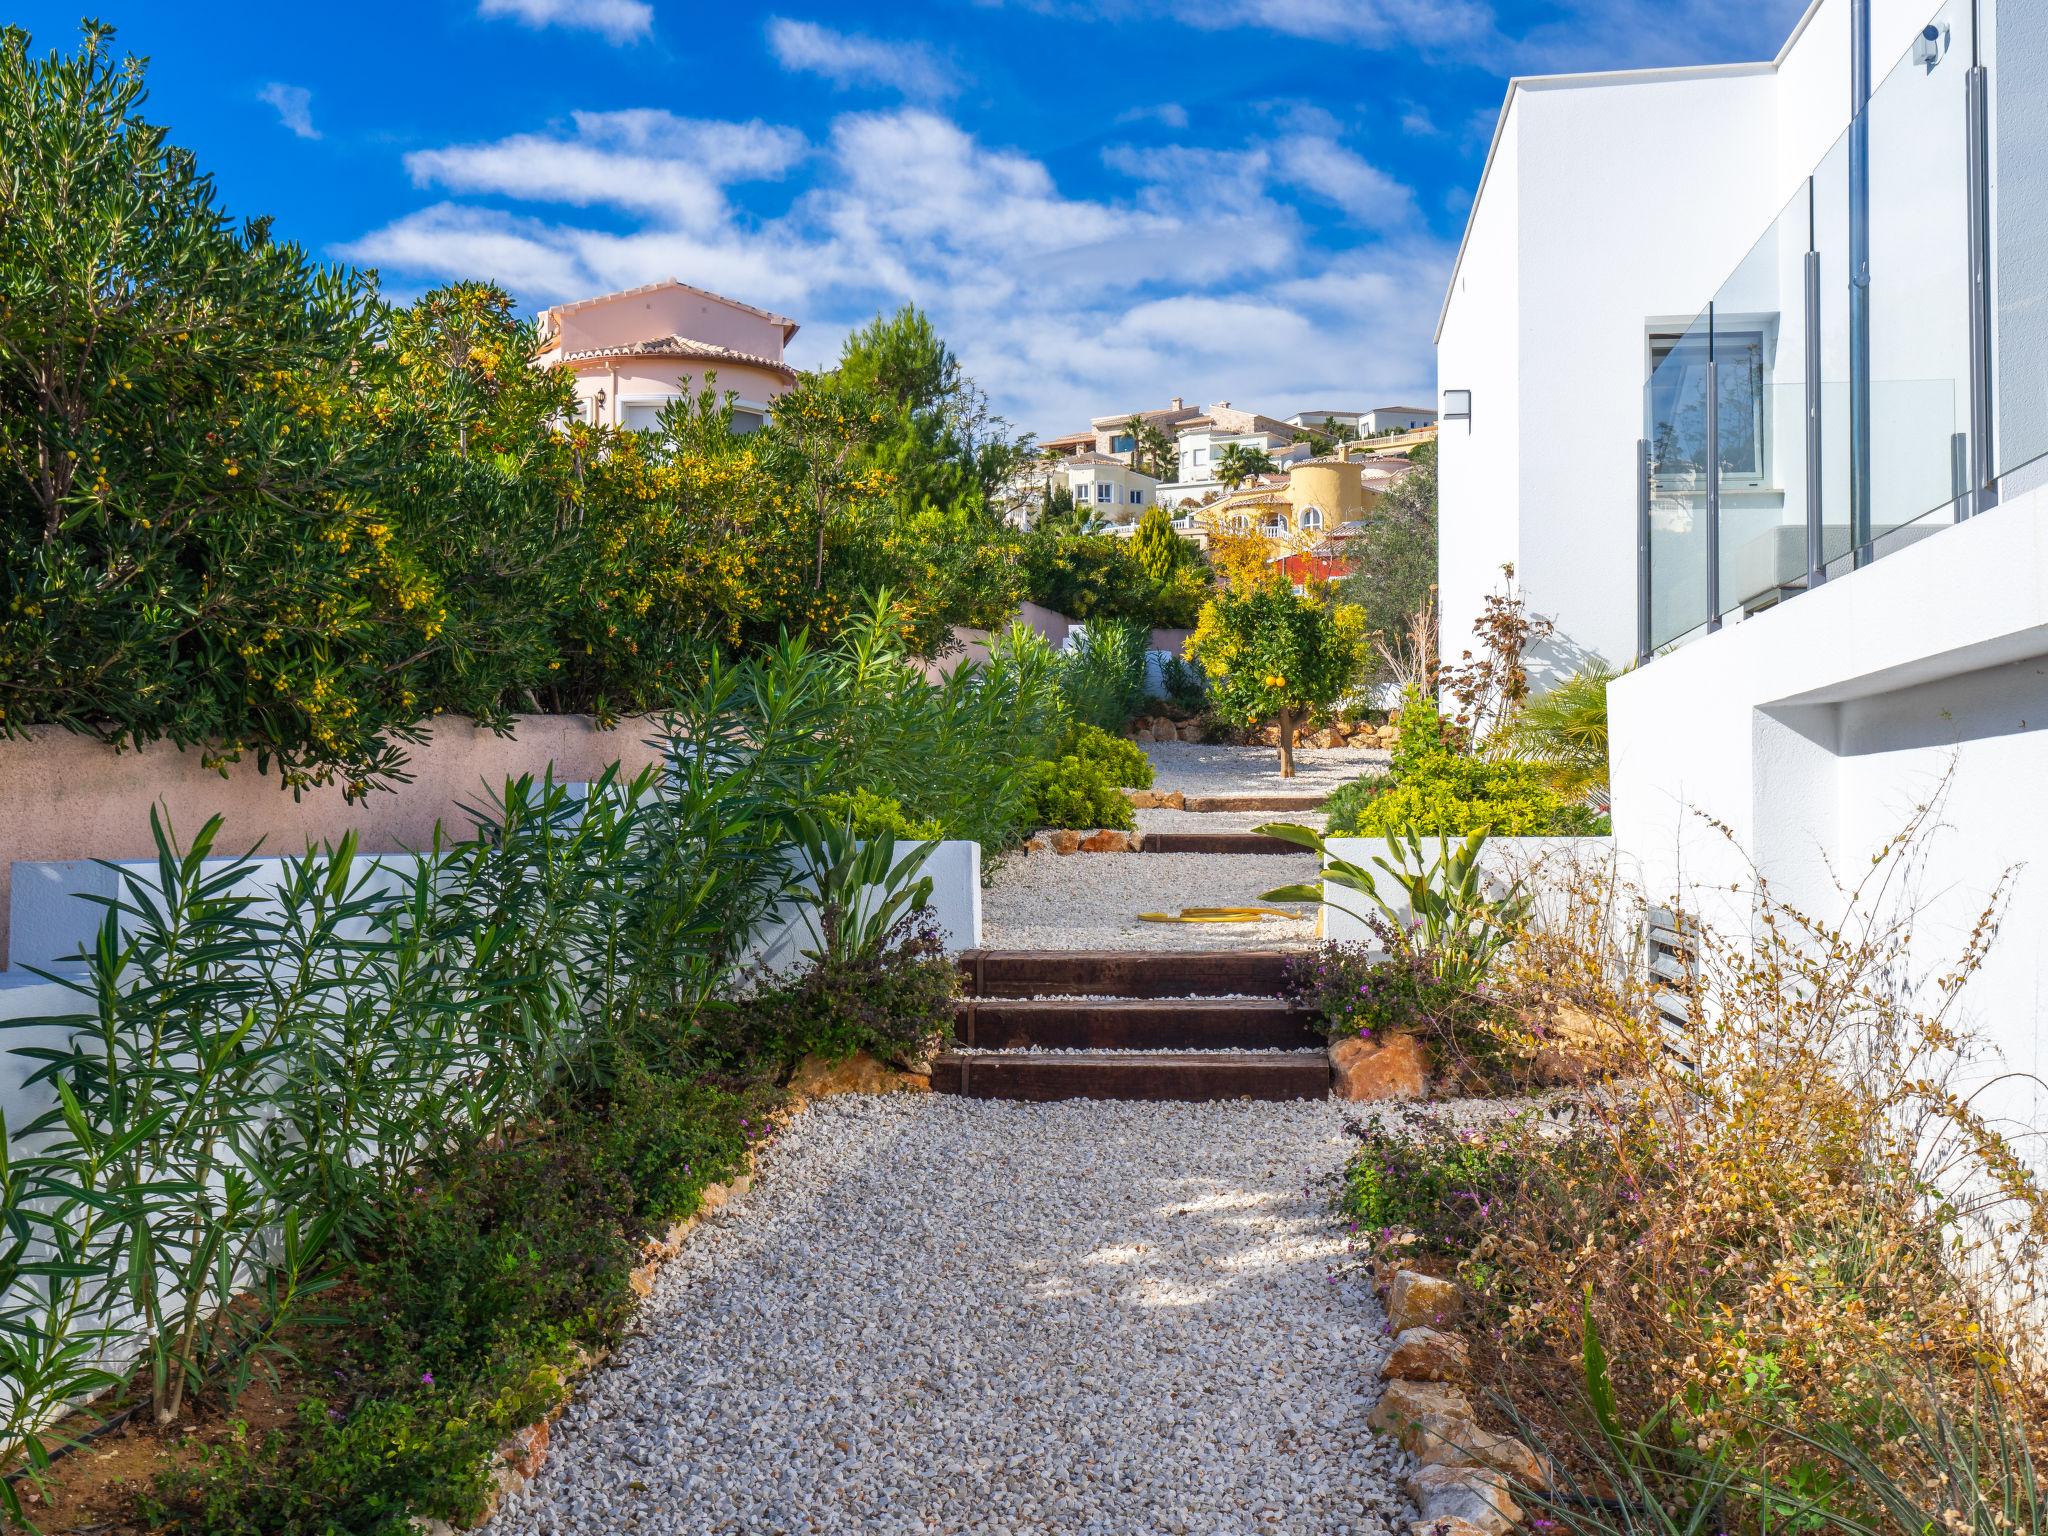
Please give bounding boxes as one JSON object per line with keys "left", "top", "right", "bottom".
{"left": 1096, "top": 483, "right": 1112, "bottom": 503}
{"left": 1647, "top": 328, "right": 1768, "bottom": 484}
{"left": 619, "top": 398, "right": 667, "bottom": 433}
{"left": 1110, "top": 433, "right": 1136, "bottom": 453}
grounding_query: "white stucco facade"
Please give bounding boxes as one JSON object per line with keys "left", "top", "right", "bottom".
{"left": 1436, "top": 0, "right": 1995, "bottom": 675}
{"left": 1447, "top": 0, "right": 2048, "bottom": 1171}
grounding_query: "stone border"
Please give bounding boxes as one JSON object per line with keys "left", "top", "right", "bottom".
{"left": 1365, "top": 1268, "right": 1549, "bottom": 1536}
{"left": 1018, "top": 828, "right": 1145, "bottom": 854}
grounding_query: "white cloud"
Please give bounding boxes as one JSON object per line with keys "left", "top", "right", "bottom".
{"left": 477, "top": 0, "right": 652, "bottom": 45}
{"left": 342, "top": 103, "right": 1449, "bottom": 431}
{"left": 766, "top": 18, "right": 958, "bottom": 99}
{"left": 257, "top": 82, "right": 319, "bottom": 140}
{"left": 404, "top": 112, "right": 806, "bottom": 228}
{"left": 1116, "top": 102, "right": 1190, "bottom": 129}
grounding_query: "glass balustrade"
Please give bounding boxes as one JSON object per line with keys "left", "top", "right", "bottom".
{"left": 1985, "top": 0, "right": 2048, "bottom": 486}
{"left": 1639, "top": 0, "right": 2034, "bottom": 659}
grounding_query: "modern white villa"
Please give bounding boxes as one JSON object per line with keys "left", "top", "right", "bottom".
{"left": 1440, "top": 0, "right": 2045, "bottom": 1147}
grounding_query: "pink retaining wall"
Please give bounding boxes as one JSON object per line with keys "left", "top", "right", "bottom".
{"left": 0, "top": 717, "right": 666, "bottom": 969}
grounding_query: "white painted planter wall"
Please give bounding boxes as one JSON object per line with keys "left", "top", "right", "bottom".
{"left": 1316, "top": 835, "right": 1621, "bottom": 948}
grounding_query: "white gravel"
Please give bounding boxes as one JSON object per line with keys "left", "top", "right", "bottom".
{"left": 494, "top": 1094, "right": 1409, "bottom": 1536}
{"left": 1143, "top": 742, "right": 1389, "bottom": 797}
{"left": 983, "top": 851, "right": 1323, "bottom": 952}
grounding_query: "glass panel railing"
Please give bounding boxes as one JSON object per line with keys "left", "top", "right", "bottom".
{"left": 1711, "top": 180, "right": 1816, "bottom": 621}
{"left": 1646, "top": 306, "right": 1714, "bottom": 649}
{"left": 1985, "top": 0, "right": 2048, "bottom": 485}
{"left": 1865, "top": 0, "right": 1974, "bottom": 536}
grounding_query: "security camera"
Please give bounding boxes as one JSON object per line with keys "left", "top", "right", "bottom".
{"left": 1913, "top": 22, "right": 1950, "bottom": 71}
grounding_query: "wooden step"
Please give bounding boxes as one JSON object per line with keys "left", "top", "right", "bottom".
{"left": 930, "top": 1050, "right": 1331, "bottom": 1103}
{"left": 954, "top": 997, "right": 1320, "bottom": 1051}
{"left": 1137, "top": 831, "right": 1315, "bottom": 855}
{"left": 957, "top": 949, "right": 1297, "bottom": 1000}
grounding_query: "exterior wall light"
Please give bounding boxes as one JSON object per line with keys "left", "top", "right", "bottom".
{"left": 1442, "top": 389, "right": 1471, "bottom": 421}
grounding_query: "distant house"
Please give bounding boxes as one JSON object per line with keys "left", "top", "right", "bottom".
{"left": 1063, "top": 454, "right": 1159, "bottom": 522}
{"left": 1359, "top": 405, "right": 1437, "bottom": 435}
{"left": 536, "top": 278, "right": 800, "bottom": 434}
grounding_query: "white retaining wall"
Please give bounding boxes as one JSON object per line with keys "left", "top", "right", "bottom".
{"left": 1317, "top": 835, "right": 1620, "bottom": 947}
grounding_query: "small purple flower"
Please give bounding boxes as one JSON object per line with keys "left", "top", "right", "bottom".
{"left": 421, "top": 1371, "right": 435, "bottom": 1387}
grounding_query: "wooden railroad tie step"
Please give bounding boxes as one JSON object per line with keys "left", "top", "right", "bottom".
{"left": 952, "top": 997, "right": 1320, "bottom": 1052}
{"left": 956, "top": 949, "right": 1297, "bottom": 1000}
{"left": 930, "top": 1050, "right": 1331, "bottom": 1103}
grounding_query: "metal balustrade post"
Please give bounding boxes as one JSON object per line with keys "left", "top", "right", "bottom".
{"left": 1849, "top": 0, "right": 1874, "bottom": 566}
{"left": 1637, "top": 437, "right": 1652, "bottom": 663}
{"left": 1804, "top": 222, "right": 1825, "bottom": 586}
{"left": 1706, "top": 341, "right": 1722, "bottom": 633}
{"left": 1966, "top": 56, "right": 1997, "bottom": 517}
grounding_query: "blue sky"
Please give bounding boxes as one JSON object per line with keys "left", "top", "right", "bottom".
{"left": 14, "top": 0, "right": 1805, "bottom": 435}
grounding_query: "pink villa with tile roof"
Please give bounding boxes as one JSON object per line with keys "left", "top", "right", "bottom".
{"left": 536, "top": 278, "right": 800, "bottom": 434}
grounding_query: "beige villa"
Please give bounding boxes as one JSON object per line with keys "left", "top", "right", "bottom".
{"left": 535, "top": 278, "right": 800, "bottom": 434}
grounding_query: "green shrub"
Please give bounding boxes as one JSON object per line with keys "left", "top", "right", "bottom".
{"left": 1285, "top": 942, "right": 1485, "bottom": 1044}
{"left": 1326, "top": 753, "right": 1597, "bottom": 836}
{"left": 350, "top": 1134, "right": 639, "bottom": 1385}
{"left": 814, "top": 787, "right": 945, "bottom": 842}
{"left": 735, "top": 909, "right": 958, "bottom": 1066}
{"left": 138, "top": 1383, "right": 542, "bottom": 1535}
{"left": 1341, "top": 1112, "right": 1531, "bottom": 1249}
{"left": 1057, "top": 619, "right": 1151, "bottom": 733}
{"left": 570, "top": 1060, "right": 770, "bottom": 1232}
{"left": 1323, "top": 685, "right": 1607, "bottom": 836}
{"left": 1063, "top": 722, "right": 1153, "bottom": 788}
{"left": 1023, "top": 753, "right": 1135, "bottom": 830}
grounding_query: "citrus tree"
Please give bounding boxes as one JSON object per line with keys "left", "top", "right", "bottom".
{"left": 1187, "top": 583, "right": 1367, "bottom": 777}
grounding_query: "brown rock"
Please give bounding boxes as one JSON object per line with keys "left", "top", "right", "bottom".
{"left": 1177, "top": 722, "right": 1203, "bottom": 742}
{"left": 786, "top": 1051, "right": 928, "bottom": 1101}
{"left": 1369, "top": 1378, "right": 1477, "bottom": 1435}
{"left": 1022, "top": 836, "right": 1049, "bottom": 855}
{"left": 1406, "top": 1465, "right": 1524, "bottom": 1536}
{"left": 1388, "top": 1270, "right": 1461, "bottom": 1333}
{"left": 1127, "top": 790, "right": 1162, "bottom": 810}
{"left": 1329, "top": 1032, "right": 1430, "bottom": 1101}
{"left": 1079, "top": 829, "right": 1130, "bottom": 852}
{"left": 1048, "top": 829, "right": 1083, "bottom": 854}
{"left": 1413, "top": 1418, "right": 1549, "bottom": 1488}
{"left": 1381, "top": 1326, "right": 1471, "bottom": 1383}
{"left": 1161, "top": 790, "right": 1186, "bottom": 809}
{"left": 500, "top": 1417, "right": 551, "bottom": 1479}
{"left": 1150, "top": 721, "right": 1177, "bottom": 742}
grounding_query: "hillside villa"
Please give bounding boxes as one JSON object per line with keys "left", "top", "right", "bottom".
{"left": 536, "top": 277, "right": 800, "bottom": 434}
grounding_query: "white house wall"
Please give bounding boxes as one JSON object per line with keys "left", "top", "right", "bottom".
{"left": 1437, "top": 103, "right": 1523, "bottom": 672}
{"left": 1437, "top": 0, "right": 2001, "bottom": 678}
{"left": 1608, "top": 483, "right": 2048, "bottom": 1174}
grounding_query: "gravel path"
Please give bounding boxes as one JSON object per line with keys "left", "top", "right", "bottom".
{"left": 1144, "top": 742, "right": 1388, "bottom": 797}
{"left": 494, "top": 1095, "right": 1408, "bottom": 1536}
{"left": 983, "top": 851, "right": 1323, "bottom": 952}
